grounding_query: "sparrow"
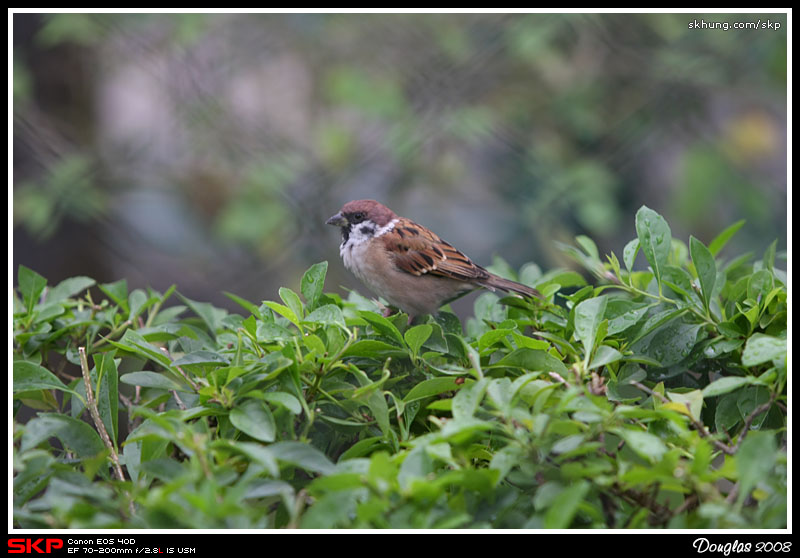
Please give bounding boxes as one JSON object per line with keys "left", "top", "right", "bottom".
{"left": 326, "top": 199, "right": 540, "bottom": 320}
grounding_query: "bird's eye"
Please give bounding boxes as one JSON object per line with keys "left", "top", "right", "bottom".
{"left": 352, "top": 212, "right": 365, "bottom": 223}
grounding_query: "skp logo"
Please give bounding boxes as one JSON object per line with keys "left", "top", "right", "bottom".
{"left": 8, "top": 539, "right": 64, "bottom": 554}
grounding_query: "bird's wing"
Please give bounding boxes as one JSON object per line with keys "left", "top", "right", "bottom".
{"left": 380, "top": 218, "right": 490, "bottom": 282}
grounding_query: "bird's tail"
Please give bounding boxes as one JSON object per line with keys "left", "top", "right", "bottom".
{"left": 481, "top": 273, "right": 541, "bottom": 299}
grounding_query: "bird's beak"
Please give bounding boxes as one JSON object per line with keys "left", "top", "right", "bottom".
{"left": 326, "top": 212, "right": 348, "bottom": 227}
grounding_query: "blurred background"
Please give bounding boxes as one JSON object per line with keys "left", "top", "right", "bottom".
{"left": 12, "top": 12, "right": 788, "bottom": 313}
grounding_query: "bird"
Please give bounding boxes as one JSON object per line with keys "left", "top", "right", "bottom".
{"left": 326, "top": 199, "right": 540, "bottom": 321}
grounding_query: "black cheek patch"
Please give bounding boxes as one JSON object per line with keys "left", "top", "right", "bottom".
{"left": 359, "top": 225, "right": 376, "bottom": 236}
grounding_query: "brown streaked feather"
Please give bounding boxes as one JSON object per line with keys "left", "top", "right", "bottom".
{"left": 381, "top": 218, "right": 492, "bottom": 282}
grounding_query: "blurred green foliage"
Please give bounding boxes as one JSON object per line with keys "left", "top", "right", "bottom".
{"left": 14, "top": 154, "right": 106, "bottom": 240}
{"left": 13, "top": 13, "right": 786, "bottom": 303}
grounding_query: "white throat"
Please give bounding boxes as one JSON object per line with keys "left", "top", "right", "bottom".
{"left": 340, "top": 218, "right": 397, "bottom": 254}
{"left": 340, "top": 218, "right": 398, "bottom": 273}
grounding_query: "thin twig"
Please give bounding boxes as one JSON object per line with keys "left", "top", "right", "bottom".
{"left": 630, "top": 380, "right": 777, "bottom": 457}
{"left": 159, "top": 347, "right": 199, "bottom": 391}
{"left": 171, "top": 390, "right": 187, "bottom": 411}
{"left": 590, "top": 370, "right": 606, "bottom": 395}
{"left": 548, "top": 371, "right": 570, "bottom": 387}
{"left": 52, "top": 358, "right": 74, "bottom": 382}
{"left": 610, "top": 484, "right": 672, "bottom": 526}
{"left": 286, "top": 489, "right": 309, "bottom": 529}
{"left": 91, "top": 320, "right": 131, "bottom": 349}
{"left": 629, "top": 380, "right": 668, "bottom": 403}
{"left": 79, "top": 348, "right": 125, "bottom": 481}
{"left": 631, "top": 380, "right": 733, "bottom": 455}
{"left": 725, "top": 482, "right": 740, "bottom": 505}
{"left": 730, "top": 398, "right": 776, "bottom": 454}
{"left": 673, "top": 494, "right": 699, "bottom": 516}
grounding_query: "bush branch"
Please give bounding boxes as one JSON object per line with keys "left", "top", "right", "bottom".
{"left": 78, "top": 347, "right": 126, "bottom": 483}
{"left": 630, "top": 380, "right": 775, "bottom": 456}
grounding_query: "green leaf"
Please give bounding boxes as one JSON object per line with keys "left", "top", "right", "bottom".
{"left": 703, "top": 376, "right": 756, "bottom": 398}
{"left": 489, "top": 348, "right": 568, "bottom": 376}
{"left": 629, "top": 308, "right": 686, "bottom": 346}
{"left": 623, "top": 239, "right": 640, "bottom": 271}
{"left": 742, "top": 334, "right": 786, "bottom": 367}
{"left": 300, "top": 491, "right": 359, "bottom": 529}
{"left": 256, "top": 321, "right": 295, "bottom": 343}
{"left": 127, "top": 289, "right": 150, "bottom": 322}
{"left": 489, "top": 445, "right": 525, "bottom": 482}
{"left": 575, "top": 235, "right": 600, "bottom": 260}
{"left": 606, "top": 301, "right": 651, "bottom": 336}
{"left": 574, "top": 295, "right": 607, "bottom": 354}
{"left": 690, "top": 236, "right": 716, "bottom": 312}
{"left": 172, "top": 351, "right": 230, "bottom": 367}
{"left": 588, "top": 345, "right": 623, "bottom": 369}
{"left": 338, "top": 436, "right": 389, "bottom": 461}
{"left": 535, "top": 269, "right": 586, "bottom": 291}
{"left": 633, "top": 317, "right": 702, "bottom": 368}
{"left": 263, "top": 392, "right": 302, "bottom": 415}
{"left": 619, "top": 363, "right": 647, "bottom": 385}
{"left": 99, "top": 279, "right": 129, "bottom": 312}
{"left": 543, "top": 480, "right": 590, "bottom": 529}
{"left": 715, "top": 393, "right": 743, "bottom": 433}
{"left": 486, "top": 377, "right": 513, "bottom": 413}
{"left": 747, "top": 270, "right": 774, "bottom": 301}
{"left": 616, "top": 428, "right": 667, "bottom": 461}
{"left": 737, "top": 386, "right": 771, "bottom": 430}
{"left": 551, "top": 434, "right": 586, "bottom": 455}
{"left": 762, "top": 239, "right": 777, "bottom": 272}
{"left": 279, "top": 287, "right": 305, "bottom": 322}
{"left": 403, "top": 377, "right": 461, "bottom": 403}
{"left": 179, "top": 294, "right": 227, "bottom": 334}
{"left": 451, "top": 378, "right": 488, "bottom": 420}
{"left": 110, "top": 329, "right": 172, "bottom": 368}
{"left": 702, "top": 337, "right": 744, "bottom": 359}
{"left": 218, "top": 441, "right": 279, "bottom": 477}
{"left": 301, "top": 261, "right": 328, "bottom": 311}
{"left": 21, "top": 413, "right": 105, "bottom": 457}
{"left": 304, "top": 304, "right": 346, "bottom": 329}
{"left": 666, "top": 389, "right": 703, "bottom": 421}
{"left": 269, "top": 441, "right": 336, "bottom": 475}
{"left": 229, "top": 400, "right": 276, "bottom": 442}
{"left": 358, "top": 311, "right": 405, "bottom": 345}
{"left": 17, "top": 265, "right": 48, "bottom": 314}
{"left": 343, "top": 340, "right": 408, "bottom": 360}
{"left": 708, "top": 219, "right": 745, "bottom": 256}
{"left": 635, "top": 206, "right": 671, "bottom": 288}
{"left": 365, "top": 389, "right": 391, "bottom": 438}
{"left": 93, "top": 353, "right": 119, "bottom": 446}
{"left": 736, "top": 431, "right": 776, "bottom": 505}
{"left": 264, "top": 301, "right": 300, "bottom": 328}
{"left": 120, "top": 371, "right": 189, "bottom": 391}
{"left": 223, "top": 291, "right": 262, "bottom": 316}
{"left": 478, "top": 328, "right": 514, "bottom": 351}
{"left": 404, "top": 324, "right": 432, "bottom": 358}
{"left": 45, "top": 276, "right": 95, "bottom": 303}
{"left": 13, "top": 361, "right": 81, "bottom": 398}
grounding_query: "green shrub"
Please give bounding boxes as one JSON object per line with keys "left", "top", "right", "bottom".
{"left": 12, "top": 207, "right": 786, "bottom": 529}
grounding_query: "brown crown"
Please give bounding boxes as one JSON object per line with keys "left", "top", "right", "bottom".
{"left": 340, "top": 199, "right": 397, "bottom": 226}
